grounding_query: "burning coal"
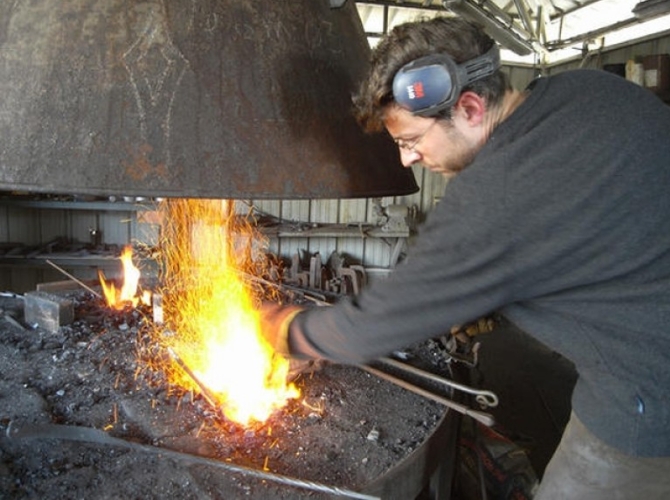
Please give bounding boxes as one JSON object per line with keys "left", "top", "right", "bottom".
{"left": 150, "top": 199, "right": 299, "bottom": 426}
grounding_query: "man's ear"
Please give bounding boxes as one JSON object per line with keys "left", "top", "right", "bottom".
{"left": 453, "top": 91, "right": 487, "bottom": 126}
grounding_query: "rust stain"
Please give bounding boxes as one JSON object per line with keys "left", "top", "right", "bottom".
{"left": 123, "top": 144, "right": 169, "bottom": 181}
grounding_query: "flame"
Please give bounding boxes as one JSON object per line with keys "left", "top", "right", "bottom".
{"left": 99, "top": 246, "right": 146, "bottom": 309}
{"left": 156, "top": 199, "right": 299, "bottom": 426}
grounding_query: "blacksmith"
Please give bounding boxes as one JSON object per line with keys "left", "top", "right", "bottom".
{"left": 261, "top": 16, "right": 670, "bottom": 499}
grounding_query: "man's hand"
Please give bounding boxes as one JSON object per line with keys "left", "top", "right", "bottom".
{"left": 257, "top": 302, "right": 304, "bottom": 356}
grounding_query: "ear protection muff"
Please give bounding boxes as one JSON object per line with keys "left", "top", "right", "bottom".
{"left": 392, "top": 44, "right": 501, "bottom": 117}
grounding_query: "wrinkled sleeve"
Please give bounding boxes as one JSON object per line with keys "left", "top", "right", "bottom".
{"left": 285, "top": 164, "right": 524, "bottom": 363}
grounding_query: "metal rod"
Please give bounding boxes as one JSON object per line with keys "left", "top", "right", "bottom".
{"left": 361, "top": 365, "right": 496, "bottom": 427}
{"left": 166, "top": 347, "right": 227, "bottom": 421}
{"left": 378, "top": 357, "right": 499, "bottom": 408}
{"left": 45, "top": 259, "right": 103, "bottom": 298}
{"left": 442, "top": 0, "right": 535, "bottom": 55}
{"left": 8, "top": 422, "right": 380, "bottom": 500}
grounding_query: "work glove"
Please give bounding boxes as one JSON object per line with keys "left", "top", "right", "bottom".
{"left": 257, "top": 302, "right": 304, "bottom": 356}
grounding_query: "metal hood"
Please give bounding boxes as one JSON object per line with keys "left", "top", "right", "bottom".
{"left": 0, "top": 0, "right": 418, "bottom": 199}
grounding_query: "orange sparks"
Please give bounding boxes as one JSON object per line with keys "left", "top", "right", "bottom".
{"left": 154, "top": 199, "right": 299, "bottom": 427}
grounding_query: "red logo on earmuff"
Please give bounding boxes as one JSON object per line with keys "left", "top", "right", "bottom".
{"left": 406, "top": 81, "right": 425, "bottom": 100}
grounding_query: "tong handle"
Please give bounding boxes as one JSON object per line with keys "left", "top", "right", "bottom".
{"left": 379, "top": 357, "right": 499, "bottom": 408}
{"left": 362, "top": 365, "right": 495, "bottom": 427}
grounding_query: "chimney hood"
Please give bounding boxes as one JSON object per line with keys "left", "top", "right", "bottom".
{"left": 0, "top": 0, "right": 418, "bottom": 199}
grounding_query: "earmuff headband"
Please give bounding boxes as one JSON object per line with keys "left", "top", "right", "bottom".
{"left": 392, "top": 44, "right": 501, "bottom": 117}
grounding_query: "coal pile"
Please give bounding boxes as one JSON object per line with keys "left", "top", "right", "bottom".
{"left": 0, "top": 292, "right": 449, "bottom": 499}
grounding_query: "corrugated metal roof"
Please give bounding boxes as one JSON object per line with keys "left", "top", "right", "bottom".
{"left": 355, "top": 0, "right": 670, "bottom": 65}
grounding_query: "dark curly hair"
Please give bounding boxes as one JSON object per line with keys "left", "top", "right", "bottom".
{"left": 353, "top": 16, "right": 510, "bottom": 132}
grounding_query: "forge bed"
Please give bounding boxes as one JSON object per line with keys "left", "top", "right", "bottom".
{"left": 0, "top": 292, "right": 459, "bottom": 499}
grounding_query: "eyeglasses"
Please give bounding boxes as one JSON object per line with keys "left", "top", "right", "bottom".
{"left": 394, "top": 119, "right": 437, "bottom": 152}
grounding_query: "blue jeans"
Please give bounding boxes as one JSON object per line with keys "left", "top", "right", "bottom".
{"left": 534, "top": 412, "right": 670, "bottom": 499}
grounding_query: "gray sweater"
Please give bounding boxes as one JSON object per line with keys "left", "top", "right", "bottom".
{"left": 288, "top": 70, "right": 670, "bottom": 457}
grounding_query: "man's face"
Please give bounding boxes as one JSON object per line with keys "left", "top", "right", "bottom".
{"left": 383, "top": 104, "right": 483, "bottom": 178}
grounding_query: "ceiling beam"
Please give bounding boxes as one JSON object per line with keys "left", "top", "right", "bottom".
{"left": 545, "top": 17, "right": 642, "bottom": 50}
{"left": 355, "top": 0, "right": 445, "bottom": 12}
{"left": 443, "top": 0, "right": 537, "bottom": 54}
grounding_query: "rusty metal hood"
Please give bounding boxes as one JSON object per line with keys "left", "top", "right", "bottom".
{"left": 0, "top": 0, "right": 418, "bottom": 199}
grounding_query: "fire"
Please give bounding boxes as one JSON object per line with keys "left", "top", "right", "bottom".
{"left": 99, "top": 246, "right": 149, "bottom": 309}
{"left": 156, "top": 199, "right": 299, "bottom": 426}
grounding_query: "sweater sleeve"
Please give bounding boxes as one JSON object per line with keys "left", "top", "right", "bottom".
{"left": 286, "top": 158, "right": 523, "bottom": 363}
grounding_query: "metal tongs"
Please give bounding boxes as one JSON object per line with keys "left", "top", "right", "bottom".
{"left": 362, "top": 356, "right": 498, "bottom": 427}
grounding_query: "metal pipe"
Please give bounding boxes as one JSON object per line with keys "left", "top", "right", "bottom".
{"left": 513, "top": 0, "right": 536, "bottom": 37}
{"left": 7, "top": 422, "right": 380, "bottom": 500}
{"left": 442, "top": 0, "right": 535, "bottom": 55}
{"left": 545, "top": 18, "right": 640, "bottom": 51}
